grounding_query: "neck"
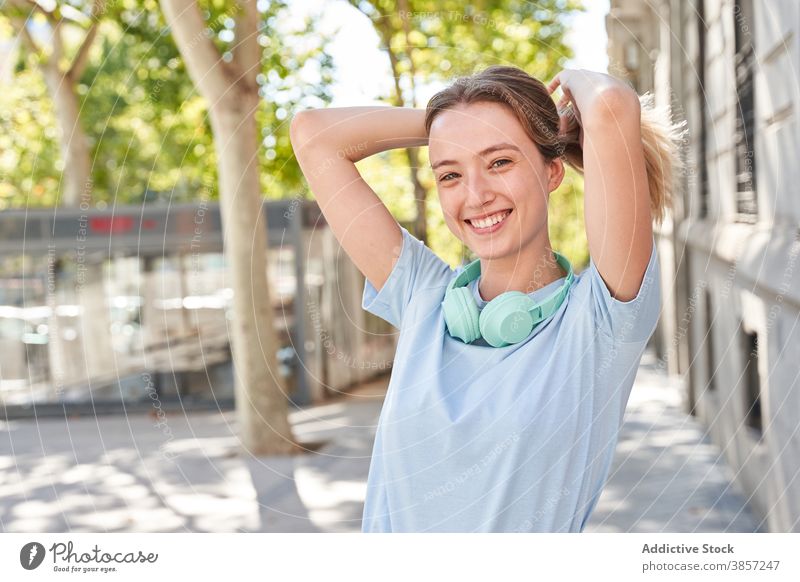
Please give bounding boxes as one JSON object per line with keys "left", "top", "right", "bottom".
{"left": 476, "top": 232, "right": 566, "bottom": 302}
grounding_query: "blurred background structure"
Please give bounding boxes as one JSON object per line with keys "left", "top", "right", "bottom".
{"left": 0, "top": 200, "right": 396, "bottom": 412}
{"left": 607, "top": 0, "right": 800, "bottom": 532}
{"left": 0, "top": 0, "right": 796, "bottom": 532}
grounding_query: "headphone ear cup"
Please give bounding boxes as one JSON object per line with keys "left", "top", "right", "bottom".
{"left": 479, "top": 292, "right": 536, "bottom": 348}
{"left": 443, "top": 287, "right": 481, "bottom": 343}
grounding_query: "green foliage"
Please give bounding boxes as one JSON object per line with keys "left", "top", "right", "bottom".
{"left": 0, "top": 67, "right": 61, "bottom": 208}
{"left": 549, "top": 167, "right": 589, "bottom": 269}
{"left": 0, "top": 0, "right": 335, "bottom": 206}
{"left": 351, "top": 0, "right": 583, "bottom": 103}
{"left": 259, "top": 9, "right": 336, "bottom": 199}
{"left": 83, "top": 0, "right": 336, "bottom": 204}
{"left": 78, "top": 16, "right": 215, "bottom": 205}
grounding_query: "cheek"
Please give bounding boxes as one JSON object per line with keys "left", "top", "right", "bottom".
{"left": 441, "top": 209, "right": 460, "bottom": 233}
{"left": 438, "top": 197, "right": 465, "bottom": 235}
{"left": 437, "top": 193, "right": 458, "bottom": 221}
{"left": 510, "top": 174, "right": 548, "bottom": 208}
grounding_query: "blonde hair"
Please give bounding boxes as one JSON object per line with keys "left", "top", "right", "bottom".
{"left": 425, "top": 65, "right": 686, "bottom": 226}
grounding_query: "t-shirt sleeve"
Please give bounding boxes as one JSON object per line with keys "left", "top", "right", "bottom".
{"left": 587, "top": 235, "right": 661, "bottom": 344}
{"left": 361, "top": 224, "right": 454, "bottom": 329}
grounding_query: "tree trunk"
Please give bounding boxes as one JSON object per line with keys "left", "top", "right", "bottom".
{"left": 42, "top": 63, "right": 92, "bottom": 208}
{"left": 41, "top": 64, "right": 107, "bottom": 395}
{"left": 210, "top": 91, "right": 298, "bottom": 456}
{"left": 159, "top": 0, "right": 298, "bottom": 456}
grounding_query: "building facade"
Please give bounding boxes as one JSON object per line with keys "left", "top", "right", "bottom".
{"left": 607, "top": 0, "right": 800, "bottom": 532}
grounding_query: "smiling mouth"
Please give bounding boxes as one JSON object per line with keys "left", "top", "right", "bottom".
{"left": 464, "top": 209, "right": 513, "bottom": 230}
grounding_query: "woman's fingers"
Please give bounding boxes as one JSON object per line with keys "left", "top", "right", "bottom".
{"left": 550, "top": 71, "right": 582, "bottom": 138}
{"left": 548, "top": 69, "right": 587, "bottom": 147}
{"left": 546, "top": 74, "right": 562, "bottom": 95}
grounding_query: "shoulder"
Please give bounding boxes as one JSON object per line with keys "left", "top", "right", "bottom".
{"left": 567, "top": 238, "right": 661, "bottom": 345}
{"left": 361, "top": 225, "right": 455, "bottom": 329}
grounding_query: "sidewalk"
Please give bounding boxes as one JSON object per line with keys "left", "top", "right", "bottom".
{"left": 585, "top": 348, "right": 764, "bottom": 533}
{"left": 0, "top": 379, "right": 385, "bottom": 533}
{"left": 0, "top": 347, "right": 763, "bottom": 533}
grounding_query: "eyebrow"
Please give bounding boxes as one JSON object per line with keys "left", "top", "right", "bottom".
{"left": 430, "top": 142, "right": 522, "bottom": 171}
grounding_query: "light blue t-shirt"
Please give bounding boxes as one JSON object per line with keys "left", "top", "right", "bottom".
{"left": 360, "top": 225, "right": 661, "bottom": 532}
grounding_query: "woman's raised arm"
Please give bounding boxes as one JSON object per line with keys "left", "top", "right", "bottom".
{"left": 290, "top": 107, "right": 427, "bottom": 292}
{"left": 547, "top": 70, "right": 653, "bottom": 302}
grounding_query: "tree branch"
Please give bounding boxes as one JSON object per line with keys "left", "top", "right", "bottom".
{"left": 67, "top": 23, "right": 98, "bottom": 79}
{"left": 67, "top": 0, "right": 102, "bottom": 80}
{"left": 373, "top": 15, "right": 404, "bottom": 107}
{"left": 49, "top": 17, "right": 65, "bottom": 71}
{"left": 396, "top": 0, "right": 418, "bottom": 108}
{"left": 231, "top": 0, "right": 259, "bottom": 93}
{"left": 4, "top": 0, "right": 46, "bottom": 54}
{"left": 159, "top": 0, "right": 234, "bottom": 103}
{"left": 9, "top": 17, "right": 42, "bottom": 56}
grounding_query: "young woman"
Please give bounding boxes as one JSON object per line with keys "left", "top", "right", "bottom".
{"left": 290, "top": 66, "right": 682, "bottom": 532}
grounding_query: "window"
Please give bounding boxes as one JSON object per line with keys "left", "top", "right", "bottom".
{"left": 741, "top": 328, "right": 763, "bottom": 439}
{"left": 733, "top": 0, "right": 758, "bottom": 221}
{"left": 704, "top": 288, "right": 716, "bottom": 392}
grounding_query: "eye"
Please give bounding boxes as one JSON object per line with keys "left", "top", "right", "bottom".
{"left": 439, "top": 172, "right": 459, "bottom": 182}
{"left": 492, "top": 158, "right": 512, "bottom": 169}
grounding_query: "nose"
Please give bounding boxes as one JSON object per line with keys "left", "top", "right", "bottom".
{"left": 464, "top": 170, "right": 496, "bottom": 212}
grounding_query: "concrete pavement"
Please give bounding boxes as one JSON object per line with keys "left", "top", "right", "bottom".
{"left": 0, "top": 347, "right": 762, "bottom": 532}
{"left": 585, "top": 348, "right": 764, "bottom": 532}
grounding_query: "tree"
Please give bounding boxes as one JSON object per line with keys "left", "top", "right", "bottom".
{"left": 348, "top": 0, "right": 582, "bottom": 245}
{"left": 2, "top": 0, "right": 104, "bottom": 208}
{"left": 82, "top": 1, "right": 331, "bottom": 205}
{"left": 159, "top": 0, "right": 299, "bottom": 456}
{"left": 1, "top": 0, "right": 331, "bottom": 207}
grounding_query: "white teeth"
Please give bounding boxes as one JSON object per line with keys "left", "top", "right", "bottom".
{"left": 470, "top": 210, "right": 510, "bottom": 229}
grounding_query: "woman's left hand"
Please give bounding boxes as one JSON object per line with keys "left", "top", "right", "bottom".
{"left": 546, "top": 69, "right": 636, "bottom": 147}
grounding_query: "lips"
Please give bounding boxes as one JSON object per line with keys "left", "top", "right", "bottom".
{"left": 464, "top": 209, "right": 513, "bottom": 235}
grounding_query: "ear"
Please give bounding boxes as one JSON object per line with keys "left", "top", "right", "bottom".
{"left": 547, "top": 157, "right": 565, "bottom": 192}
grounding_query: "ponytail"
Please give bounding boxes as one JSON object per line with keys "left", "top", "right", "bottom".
{"left": 557, "top": 91, "right": 687, "bottom": 226}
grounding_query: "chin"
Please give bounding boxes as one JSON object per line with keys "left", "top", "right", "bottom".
{"left": 472, "top": 243, "right": 517, "bottom": 261}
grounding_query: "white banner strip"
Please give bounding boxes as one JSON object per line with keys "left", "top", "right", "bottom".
{"left": 2, "top": 533, "right": 797, "bottom": 581}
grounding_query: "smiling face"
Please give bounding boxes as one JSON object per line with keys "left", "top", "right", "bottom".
{"left": 428, "top": 101, "right": 564, "bottom": 261}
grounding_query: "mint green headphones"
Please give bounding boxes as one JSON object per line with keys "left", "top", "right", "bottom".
{"left": 442, "top": 252, "right": 574, "bottom": 348}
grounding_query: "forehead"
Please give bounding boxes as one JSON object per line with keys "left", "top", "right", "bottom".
{"left": 428, "top": 101, "right": 531, "bottom": 158}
